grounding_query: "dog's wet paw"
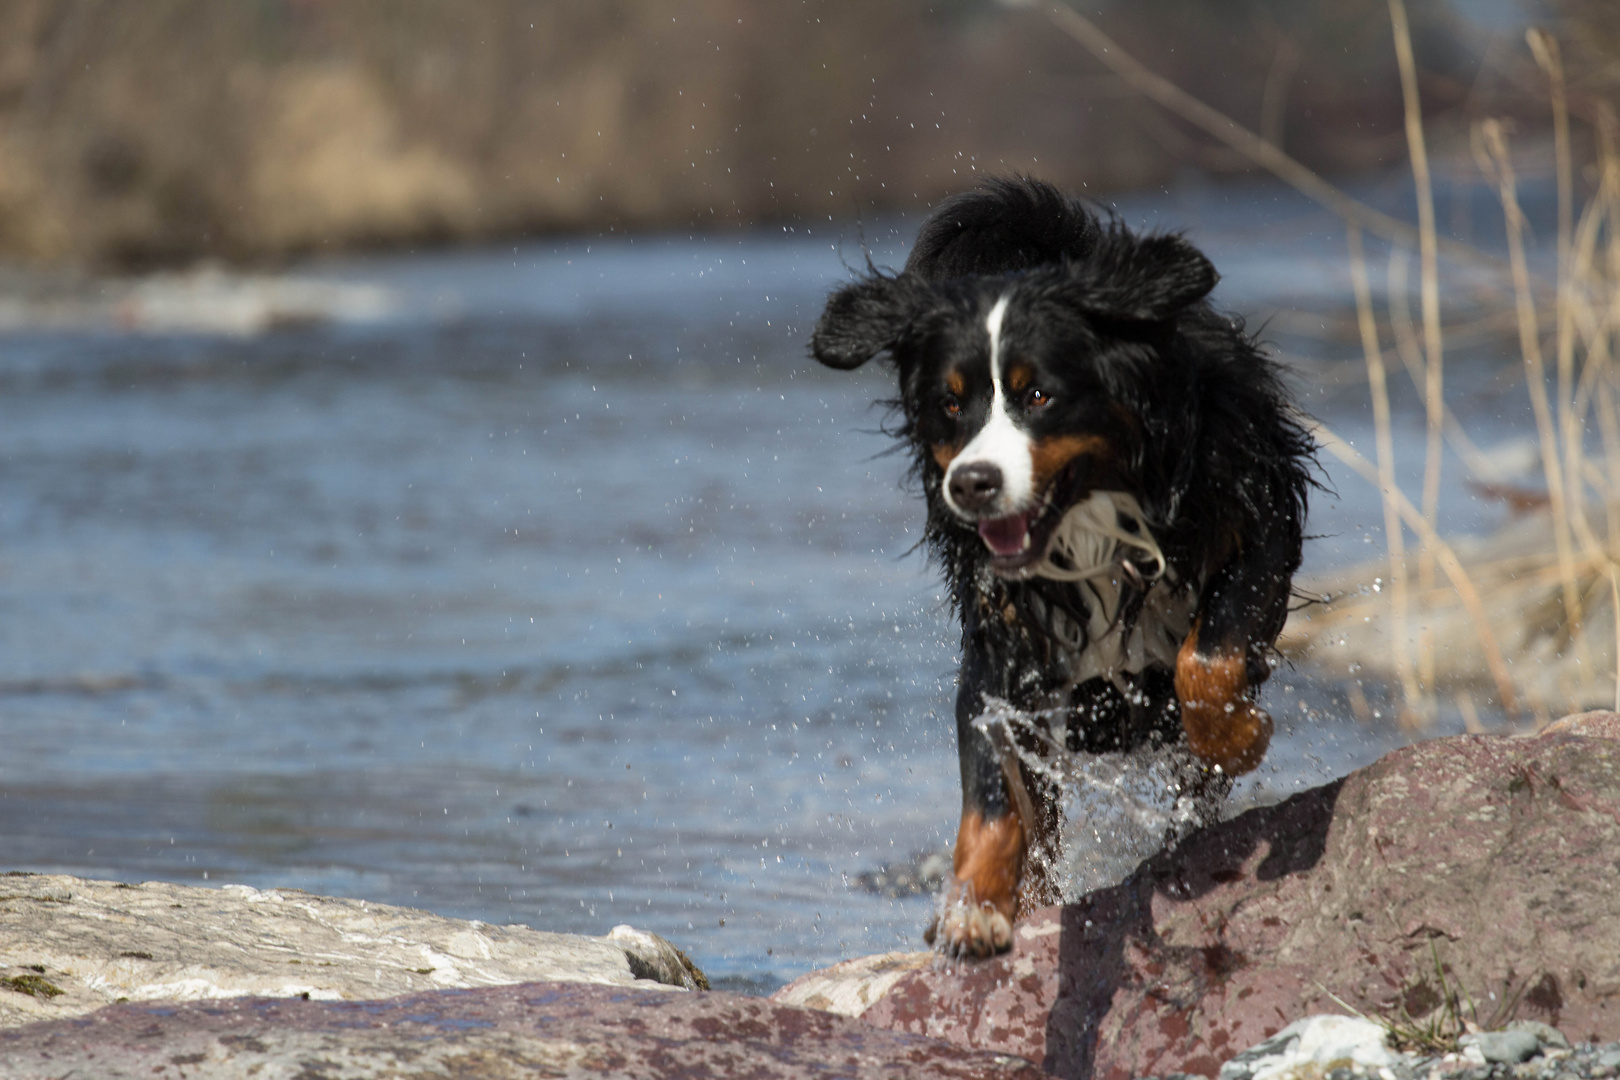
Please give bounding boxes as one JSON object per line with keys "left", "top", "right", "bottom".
{"left": 923, "top": 878, "right": 1014, "bottom": 958}
{"left": 1182, "top": 699, "right": 1272, "bottom": 776}
{"left": 1175, "top": 638, "right": 1273, "bottom": 777}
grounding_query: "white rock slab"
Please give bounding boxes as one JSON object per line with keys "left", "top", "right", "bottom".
{"left": 0, "top": 873, "right": 682, "bottom": 1027}
{"left": 1219, "top": 1015, "right": 1399, "bottom": 1080}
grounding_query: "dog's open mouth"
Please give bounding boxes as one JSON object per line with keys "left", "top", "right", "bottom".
{"left": 977, "top": 498, "right": 1065, "bottom": 575}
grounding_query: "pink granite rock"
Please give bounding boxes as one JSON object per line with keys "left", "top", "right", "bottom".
{"left": 1537, "top": 710, "right": 1620, "bottom": 741}
{"left": 0, "top": 980, "right": 1044, "bottom": 1079}
{"left": 856, "top": 733, "right": 1620, "bottom": 1078}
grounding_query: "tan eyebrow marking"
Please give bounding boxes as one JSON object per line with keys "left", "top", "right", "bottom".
{"left": 946, "top": 369, "right": 965, "bottom": 396}
{"left": 1029, "top": 434, "right": 1112, "bottom": 493}
{"left": 1006, "top": 364, "right": 1033, "bottom": 394}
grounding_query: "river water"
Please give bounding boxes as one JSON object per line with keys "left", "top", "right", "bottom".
{"left": 0, "top": 175, "right": 1549, "bottom": 990}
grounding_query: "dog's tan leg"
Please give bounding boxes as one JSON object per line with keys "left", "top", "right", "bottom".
{"left": 1175, "top": 622, "right": 1273, "bottom": 776}
{"left": 925, "top": 810, "right": 1023, "bottom": 957}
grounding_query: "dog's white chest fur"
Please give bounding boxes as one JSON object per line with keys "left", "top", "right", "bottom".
{"left": 1032, "top": 492, "right": 1197, "bottom": 691}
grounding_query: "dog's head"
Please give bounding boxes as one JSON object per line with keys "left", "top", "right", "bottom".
{"left": 812, "top": 207, "right": 1216, "bottom": 578}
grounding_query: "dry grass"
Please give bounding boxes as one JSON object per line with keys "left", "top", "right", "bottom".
{"left": 1039, "top": 3, "right": 1620, "bottom": 722}
{"left": 1297, "top": 41, "right": 1620, "bottom": 721}
{"left": 1389, "top": 0, "right": 1447, "bottom": 710}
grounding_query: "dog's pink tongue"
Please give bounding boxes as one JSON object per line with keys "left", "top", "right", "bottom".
{"left": 978, "top": 512, "right": 1031, "bottom": 556}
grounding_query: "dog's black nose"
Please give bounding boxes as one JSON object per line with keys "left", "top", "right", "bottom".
{"left": 948, "top": 462, "right": 1003, "bottom": 512}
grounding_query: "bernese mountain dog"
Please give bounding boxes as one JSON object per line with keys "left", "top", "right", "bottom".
{"left": 810, "top": 177, "right": 1314, "bottom": 957}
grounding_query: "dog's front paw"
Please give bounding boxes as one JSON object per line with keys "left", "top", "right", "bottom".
{"left": 1176, "top": 635, "right": 1273, "bottom": 776}
{"left": 923, "top": 876, "right": 1014, "bottom": 958}
{"left": 927, "top": 809, "right": 1025, "bottom": 957}
{"left": 1182, "top": 697, "right": 1273, "bottom": 776}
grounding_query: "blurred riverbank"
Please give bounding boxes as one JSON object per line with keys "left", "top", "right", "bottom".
{"left": 0, "top": 0, "right": 1521, "bottom": 268}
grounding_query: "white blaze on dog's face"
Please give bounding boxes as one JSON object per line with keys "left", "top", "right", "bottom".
{"left": 941, "top": 295, "right": 1043, "bottom": 563}
{"left": 932, "top": 288, "right": 1125, "bottom": 577}
{"left": 943, "top": 295, "right": 1034, "bottom": 517}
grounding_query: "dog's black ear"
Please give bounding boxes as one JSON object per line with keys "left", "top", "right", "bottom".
{"left": 1068, "top": 231, "right": 1218, "bottom": 322}
{"left": 811, "top": 275, "right": 915, "bottom": 370}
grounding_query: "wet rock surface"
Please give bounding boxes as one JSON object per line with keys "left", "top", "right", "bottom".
{"left": 0, "top": 980, "right": 1044, "bottom": 1079}
{"left": 829, "top": 731, "right": 1620, "bottom": 1078}
{"left": 0, "top": 875, "right": 695, "bottom": 1027}
{"left": 774, "top": 950, "right": 936, "bottom": 1018}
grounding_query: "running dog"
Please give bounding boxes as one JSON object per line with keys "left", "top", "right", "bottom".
{"left": 810, "top": 177, "right": 1314, "bottom": 956}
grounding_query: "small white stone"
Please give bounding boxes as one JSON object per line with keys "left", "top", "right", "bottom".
{"left": 1222, "top": 1015, "right": 1398, "bottom": 1080}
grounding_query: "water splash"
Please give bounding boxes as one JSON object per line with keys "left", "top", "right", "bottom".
{"left": 973, "top": 697, "right": 1220, "bottom": 899}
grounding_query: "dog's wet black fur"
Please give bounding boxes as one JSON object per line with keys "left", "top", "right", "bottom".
{"left": 810, "top": 177, "right": 1315, "bottom": 957}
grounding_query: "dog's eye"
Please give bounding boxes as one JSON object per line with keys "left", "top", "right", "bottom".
{"left": 1026, "top": 387, "right": 1051, "bottom": 410}
{"left": 942, "top": 394, "right": 961, "bottom": 418}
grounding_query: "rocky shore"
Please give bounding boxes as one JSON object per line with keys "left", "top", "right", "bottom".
{"left": 775, "top": 713, "right": 1620, "bottom": 1078}
{"left": 2, "top": 714, "right": 1617, "bottom": 1076}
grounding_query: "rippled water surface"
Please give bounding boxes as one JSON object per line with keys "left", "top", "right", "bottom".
{"left": 0, "top": 178, "right": 1544, "bottom": 989}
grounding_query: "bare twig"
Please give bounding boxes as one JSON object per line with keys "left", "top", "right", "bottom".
{"left": 1611, "top": 565, "right": 1620, "bottom": 711}
{"left": 1529, "top": 32, "right": 1585, "bottom": 561}
{"left": 1390, "top": 0, "right": 1446, "bottom": 696}
{"left": 1260, "top": 36, "right": 1300, "bottom": 150}
{"left": 1349, "top": 224, "right": 1423, "bottom": 722}
{"left": 1455, "top": 691, "right": 1485, "bottom": 734}
{"left": 1477, "top": 120, "right": 1585, "bottom": 678}
{"left": 1020, "top": 0, "right": 1504, "bottom": 271}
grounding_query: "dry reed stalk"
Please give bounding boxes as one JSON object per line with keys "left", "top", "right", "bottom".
{"left": 1591, "top": 113, "right": 1620, "bottom": 552}
{"left": 1588, "top": 108, "right": 1620, "bottom": 547}
{"left": 1349, "top": 224, "right": 1424, "bottom": 722}
{"left": 1260, "top": 37, "right": 1300, "bottom": 150}
{"left": 1454, "top": 691, "right": 1485, "bottom": 734}
{"left": 1026, "top": 0, "right": 1504, "bottom": 271}
{"left": 1386, "top": 250, "right": 1519, "bottom": 483}
{"left": 1476, "top": 552, "right": 1600, "bottom": 584}
{"left": 1387, "top": 250, "right": 1422, "bottom": 374}
{"left": 1035, "top": 2, "right": 1619, "bottom": 714}
{"left": 1601, "top": 383, "right": 1620, "bottom": 546}
{"left": 1388, "top": 0, "right": 1446, "bottom": 697}
{"left": 1346, "top": 681, "right": 1373, "bottom": 724}
{"left": 1611, "top": 566, "right": 1620, "bottom": 711}
{"left": 1531, "top": 32, "right": 1605, "bottom": 698}
{"left": 1528, "top": 31, "right": 1586, "bottom": 558}
{"left": 1593, "top": 110, "right": 1620, "bottom": 710}
{"left": 1313, "top": 423, "right": 1520, "bottom": 713}
{"left": 1528, "top": 33, "right": 1616, "bottom": 717}
{"left": 1476, "top": 120, "right": 1586, "bottom": 687}
{"left": 1566, "top": 189, "right": 1617, "bottom": 556}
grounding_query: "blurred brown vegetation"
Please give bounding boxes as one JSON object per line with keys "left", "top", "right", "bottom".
{"left": 1552, "top": 0, "right": 1620, "bottom": 107}
{"left": 0, "top": 0, "right": 1524, "bottom": 267}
